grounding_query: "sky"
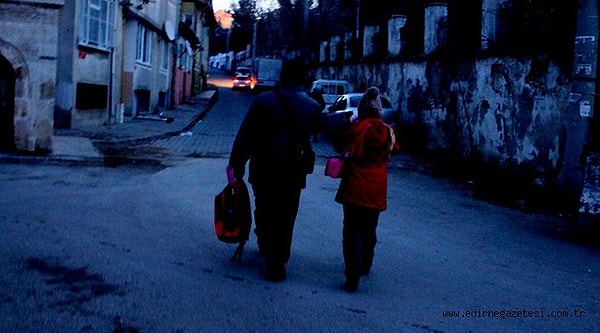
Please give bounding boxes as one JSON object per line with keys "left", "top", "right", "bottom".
{"left": 212, "top": 0, "right": 279, "bottom": 12}
{"left": 212, "top": 0, "right": 232, "bottom": 11}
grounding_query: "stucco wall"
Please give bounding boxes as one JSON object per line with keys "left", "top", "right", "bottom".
{"left": 125, "top": 1, "right": 179, "bottom": 116}
{"left": 74, "top": 51, "right": 112, "bottom": 127}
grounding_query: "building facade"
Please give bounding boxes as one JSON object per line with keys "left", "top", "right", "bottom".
{"left": 56, "top": 0, "right": 119, "bottom": 129}
{"left": 121, "top": 0, "right": 180, "bottom": 119}
{"left": 1, "top": 0, "right": 216, "bottom": 152}
{"left": 172, "top": 0, "right": 216, "bottom": 108}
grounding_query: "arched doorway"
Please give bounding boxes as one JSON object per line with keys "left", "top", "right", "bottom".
{"left": 0, "top": 55, "right": 15, "bottom": 151}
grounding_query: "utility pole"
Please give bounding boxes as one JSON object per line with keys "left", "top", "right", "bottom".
{"left": 568, "top": 0, "right": 600, "bottom": 222}
{"left": 355, "top": 0, "right": 360, "bottom": 39}
{"left": 226, "top": 27, "right": 231, "bottom": 52}
{"left": 252, "top": 18, "right": 257, "bottom": 72}
{"left": 302, "top": 0, "right": 308, "bottom": 59}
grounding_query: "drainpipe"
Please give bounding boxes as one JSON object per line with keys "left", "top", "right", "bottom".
{"left": 108, "top": 4, "right": 119, "bottom": 124}
{"left": 117, "top": 3, "right": 128, "bottom": 123}
{"left": 107, "top": 2, "right": 117, "bottom": 125}
{"left": 108, "top": 47, "right": 115, "bottom": 124}
{"left": 170, "top": 0, "right": 182, "bottom": 109}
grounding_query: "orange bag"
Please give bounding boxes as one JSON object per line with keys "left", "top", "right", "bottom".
{"left": 214, "top": 180, "right": 252, "bottom": 262}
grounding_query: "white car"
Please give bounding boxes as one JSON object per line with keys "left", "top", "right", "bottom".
{"left": 323, "top": 93, "right": 397, "bottom": 136}
{"left": 232, "top": 73, "right": 255, "bottom": 90}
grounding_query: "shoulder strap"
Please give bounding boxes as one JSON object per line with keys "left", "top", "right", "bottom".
{"left": 273, "top": 89, "right": 291, "bottom": 122}
{"left": 382, "top": 123, "right": 396, "bottom": 161}
{"left": 273, "top": 89, "right": 310, "bottom": 146}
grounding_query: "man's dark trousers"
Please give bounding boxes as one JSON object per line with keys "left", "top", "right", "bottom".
{"left": 251, "top": 181, "right": 302, "bottom": 273}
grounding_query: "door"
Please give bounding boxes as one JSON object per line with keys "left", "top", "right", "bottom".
{"left": 0, "top": 55, "right": 15, "bottom": 151}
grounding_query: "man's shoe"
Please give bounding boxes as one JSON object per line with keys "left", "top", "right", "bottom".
{"left": 265, "top": 266, "right": 286, "bottom": 282}
{"left": 343, "top": 279, "right": 359, "bottom": 292}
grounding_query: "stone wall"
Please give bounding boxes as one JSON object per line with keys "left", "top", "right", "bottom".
{"left": 314, "top": 56, "right": 578, "bottom": 211}
{"left": 0, "top": 1, "right": 63, "bottom": 152}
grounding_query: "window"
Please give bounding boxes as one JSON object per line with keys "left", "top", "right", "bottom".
{"left": 177, "top": 40, "right": 192, "bottom": 71}
{"left": 322, "top": 84, "right": 345, "bottom": 95}
{"left": 136, "top": 25, "right": 152, "bottom": 64}
{"left": 182, "top": 13, "right": 194, "bottom": 27}
{"left": 79, "top": 0, "right": 114, "bottom": 50}
{"left": 160, "top": 39, "right": 169, "bottom": 70}
{"left": 76, "top": 83, "right": 108, "bottom": 110}
{"left": 333, "top": 97, "right": 347, "bottom": 110}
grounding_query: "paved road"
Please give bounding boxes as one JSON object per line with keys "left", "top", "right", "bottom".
{"left": 148, "top": 70, "right": 426, "bottom": 172}
{"left": 150, "top": 70, "right": 338, "bottom": 161}
{"left": 0, "top": 70, "right": 598, "bottom": 333}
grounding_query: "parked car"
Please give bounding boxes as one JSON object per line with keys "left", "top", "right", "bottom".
{"left": 232, "top": 73, "right": 254, "bottom": 90}
{"left": 322, "top": 93, "right": 397, "bottom": 136}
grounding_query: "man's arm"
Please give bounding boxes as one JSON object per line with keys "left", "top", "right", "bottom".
{"left": 228, "top": 101, "right": 259, "bottom": 180}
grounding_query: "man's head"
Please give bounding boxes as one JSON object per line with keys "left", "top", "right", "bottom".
{"left": 280, "top": 58, "right": 306, "bottom": 85}
{"left": 358, "top": 86, "right": 383, "bottom": 119}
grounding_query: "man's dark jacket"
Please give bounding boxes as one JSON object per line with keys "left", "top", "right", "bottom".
{"left": 229, "top": 86, "right": 322, "bottom": 188}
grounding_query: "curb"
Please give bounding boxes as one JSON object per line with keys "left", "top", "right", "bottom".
{"left": 0, "top": 89, "right": 219, "bottom": 168}
{"left": 0, "top": 153, "right": 106, "bottom": 167}
{"left": 93, "top": 88, "right": 219, "bottom": 147}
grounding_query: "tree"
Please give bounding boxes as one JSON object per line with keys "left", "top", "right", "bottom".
{"left": 229, "top": 0, "right": 258, "bottom": 52}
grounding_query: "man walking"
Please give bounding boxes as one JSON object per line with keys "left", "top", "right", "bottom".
{"left": 228, "top": 59, "right": 322, "bottom": 282}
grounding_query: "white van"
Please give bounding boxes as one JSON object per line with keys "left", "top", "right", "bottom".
{"left": 310, "top": 79, "right": 353, "bottom": 106}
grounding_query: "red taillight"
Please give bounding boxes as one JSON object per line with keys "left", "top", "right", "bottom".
{"left": 233, "top": 78, "right": 251, "bottom": 84}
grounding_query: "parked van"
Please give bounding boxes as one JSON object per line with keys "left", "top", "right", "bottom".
{"left": 234, "top": 66, "right": 251, "bottom": 75}
{"left": 310, "top": 79, "right": 353, "bottom": 107}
